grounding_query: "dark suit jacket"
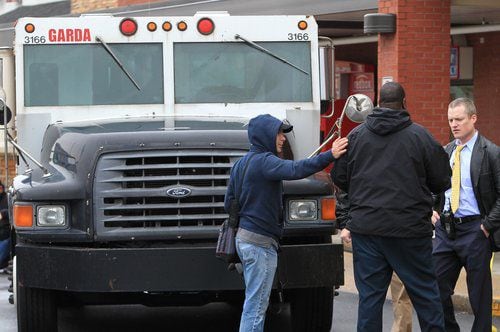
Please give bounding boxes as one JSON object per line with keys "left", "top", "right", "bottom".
{"left": 440, "top": 133, "right": 500, "bottom": 250}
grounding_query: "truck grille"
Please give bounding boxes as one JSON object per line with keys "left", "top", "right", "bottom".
{"left": 93, "top": 150, "right": 246, "bottom": 239}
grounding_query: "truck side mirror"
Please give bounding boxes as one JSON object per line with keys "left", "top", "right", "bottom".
{"left": 0, "top": 100, "right": 12, "bottom": 125}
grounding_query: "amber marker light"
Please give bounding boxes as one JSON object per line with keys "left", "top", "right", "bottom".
{"left": 147, "top": 22, "right": 157, "bottom": 32}
{"left": 197, "top": 17, "right": 214, "bottom": 35}
{"left": 162, "top": 21, "right": 172, "bottom": 31}
{"left": 25, "top": 23, "right": 35, "bottom": 33}
{"left": 321, "top": 198, "right": 336, "bottom": 221}
{"left": 119, "top": 18, "right": 138, "bottom": 36}
{"left": 177, "top": 21, "right": 187, "bottom": 31}
{"left": 14, "top": 204, "right": 34, "bottom": 228}
{"left": 298, "top": 20, "right": 308, "bottom": 30}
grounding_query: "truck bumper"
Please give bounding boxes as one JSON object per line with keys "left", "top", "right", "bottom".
{"left": 16, "top": 242, "right": 344, "bottom": 293}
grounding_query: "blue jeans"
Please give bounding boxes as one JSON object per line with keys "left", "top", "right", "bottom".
{"left": 236, "top": 237, "right": 278, "bottom": 332}
{"left": 0, "top": 237, "right": 10, "bottom": 264}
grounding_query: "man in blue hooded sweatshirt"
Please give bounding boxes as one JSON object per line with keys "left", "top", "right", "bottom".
{"left": 224, "top": 114, "right": 347, "bottom": 332}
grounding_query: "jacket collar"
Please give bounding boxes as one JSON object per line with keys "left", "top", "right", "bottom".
{"left": 470, "top": 133, "right": 486, "bottom": 188}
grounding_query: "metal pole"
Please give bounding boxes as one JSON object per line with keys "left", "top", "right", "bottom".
{"left": 1, "top": 98, "right": 8, "bottom": 187}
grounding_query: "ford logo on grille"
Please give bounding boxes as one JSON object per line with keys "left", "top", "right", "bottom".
{"left": 166, "top": 187, "right": 192, "bottom": 198}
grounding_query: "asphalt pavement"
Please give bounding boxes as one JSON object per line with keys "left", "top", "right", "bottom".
{"left": 0, "top": 242, "right": 498, "bottom": 331}
{"left": 340, "top": 241, "right": 500, "bottom": 330}
{"left": 0, "top": 271, "right": 478, "bottom": 332}
{"left": 0, "top": 270, "right": 16, "bottom": 331}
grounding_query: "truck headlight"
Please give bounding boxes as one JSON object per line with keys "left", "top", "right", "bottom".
{"left": 288, "top": 200, "right": 317, "bottom": 221}
{"left": 37, "top": 205, "right": 66, "bottom": 227}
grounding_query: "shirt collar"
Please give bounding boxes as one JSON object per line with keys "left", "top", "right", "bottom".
{"left": 455, "top": 130, "right": 478, "bottom": 151}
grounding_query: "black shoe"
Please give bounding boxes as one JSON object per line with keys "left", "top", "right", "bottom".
{"left": 0, "top": 260, "right": 7, "bottom": 270}
{"left": 7, "top": 284, "right": 12, "bottom": 292}
{"left": 8, "top": 294, "right": 13, "bottom": 304}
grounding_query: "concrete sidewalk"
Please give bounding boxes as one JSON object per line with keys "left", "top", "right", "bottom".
{"left": 338, "top": 240, "right": 500, "bottom": 316}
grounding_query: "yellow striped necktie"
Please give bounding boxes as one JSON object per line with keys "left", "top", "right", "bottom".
{"left": 450, "top": 145, "right": 464, "bottom": 213}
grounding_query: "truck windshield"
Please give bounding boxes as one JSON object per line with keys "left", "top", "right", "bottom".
{"left": 174, "top": 42, "right": 312, "bottom": 103}
{"left": 23, "top": 43, "right": 163, "bottom": 106}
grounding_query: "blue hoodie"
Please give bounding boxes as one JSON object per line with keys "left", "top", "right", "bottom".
{"left": 224, "top": 114, "right": 335, "bottom": 241}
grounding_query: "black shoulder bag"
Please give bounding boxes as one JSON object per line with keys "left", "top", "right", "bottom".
{"left": 216, "top": 153, "right": 255, "bottom": 263}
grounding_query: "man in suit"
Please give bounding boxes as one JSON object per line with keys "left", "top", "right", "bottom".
{"left": 432, "top": 97, "right": 500, "bottom": 332}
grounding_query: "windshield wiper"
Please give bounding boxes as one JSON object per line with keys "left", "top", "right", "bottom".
{"left": 234, "top": 34, "right": 309, "bottom": 75}
{"left": 95, "top": 35, "right": 141, "bottom": 91}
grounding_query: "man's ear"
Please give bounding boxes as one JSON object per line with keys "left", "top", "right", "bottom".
{"left": 402, "top": 98, "right": 407, "bottom": 110}
{"left": 470, "top": 113, "right": 477, "bottom": 124}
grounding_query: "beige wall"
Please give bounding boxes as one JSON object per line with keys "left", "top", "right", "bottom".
{"left": 71, "top": 0, "right": 164, "bottom": 14}
{"left": 71, "top": 0, "right": 118, "bottom": 14}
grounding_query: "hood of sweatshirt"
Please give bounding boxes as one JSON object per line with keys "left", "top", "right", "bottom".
{"left": 365, "top": 107, "right": 412, "bottom": 136}
{"left": 248, "top": 114, "right": 282, "bottom": 155}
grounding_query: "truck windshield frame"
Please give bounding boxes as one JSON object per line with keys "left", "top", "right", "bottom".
{"left": 23, "top": 43, "right": 164, "bottom": 107}
{"left": 174, "top": 41, "right": 312, "bottom": 104}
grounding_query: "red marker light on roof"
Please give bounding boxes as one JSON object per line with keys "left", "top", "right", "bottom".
{"left": 197, "top": 18, "right": 214, "bottom": 35}
{"left": 147, "top": 22, "right": 157, "bottom": 32}
{"left": 177, "top": 21, "right": 187, "bottom": 31}
{"left": 25, "top": 23, "right": 35, "bottom": 33}
{"left": 162, "top": 21, "right": 172, "bottom": 31}
{"left": 120, "top": 18, "right": 138, "bottom": 36}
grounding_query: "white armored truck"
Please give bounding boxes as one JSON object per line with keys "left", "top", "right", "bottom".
{"left": 2, "top": 13, "right": 346, "bottom": 332}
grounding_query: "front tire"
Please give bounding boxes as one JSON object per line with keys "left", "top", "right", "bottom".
{"left": 17, "top": 284, "right": 57, "bottom": 332}
{"left": 290, "top": 287, "right": 333, "bottom": 332}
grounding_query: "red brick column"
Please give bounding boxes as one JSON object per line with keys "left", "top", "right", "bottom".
{"left": 378, "top": 0, "right": 451, "bottom": 143}
{"left": 467, "top": 32, "right": 500, "bottom": 145}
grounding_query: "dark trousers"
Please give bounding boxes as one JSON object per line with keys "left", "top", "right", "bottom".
{"left": 351, "top": 233, "right": 445, "bottom": 332}
{"left": 433, "top": 220, "right": 492, "bottom": 332}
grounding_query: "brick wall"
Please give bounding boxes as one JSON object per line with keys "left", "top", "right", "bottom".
{"left": 71, "top": 0, "right": 118, "bottom": 14}
{"left": 467, "top": 32, "right": 500, "bottom": 145}
{"left": 118, "top": 0, "right": 163, "bottom": 6}
{"left": 378, "top": 0, "right": 451, "bottom": 144}
{"left": 71, "top": 0, "right": 164, "bottom": 14}
{"left": 0, "top": 153, "right": 18, "bottom": 187}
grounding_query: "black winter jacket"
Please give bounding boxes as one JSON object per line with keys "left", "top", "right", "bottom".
{"left": 437, "top": 134, "right": 500, "bottom": 250}
{"left": 334, "top": 188, "right": 350, "bottom": 230}
{"left": 331, "top": 107, "right": 451, "bottom": 238}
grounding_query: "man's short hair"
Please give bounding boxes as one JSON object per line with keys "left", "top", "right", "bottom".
{"left": 448, "top": 97, "right": 476, "bottom": 117}
{"left": 379, "top": 82, "right": 406, "bottom": 109}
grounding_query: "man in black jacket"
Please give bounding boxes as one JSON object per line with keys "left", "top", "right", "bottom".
{"left": 432, "top": 97, "right": 500, "bottom": 332}
{"left": 332, "top": 82, "right": 451, "bottom": 332}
